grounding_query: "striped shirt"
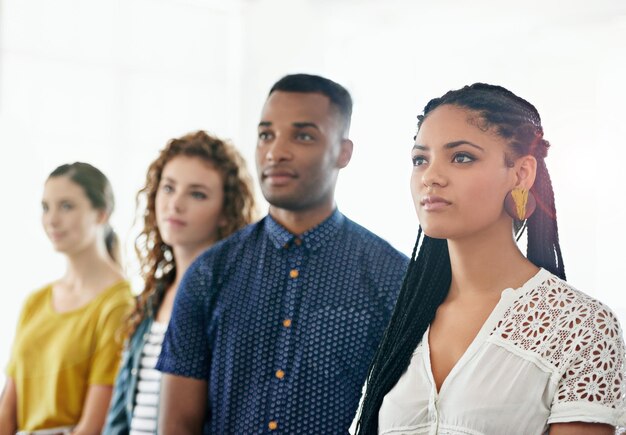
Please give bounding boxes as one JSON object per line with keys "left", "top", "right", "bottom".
{"left": 129, "top": 321, "right": 167, "bottom": 435}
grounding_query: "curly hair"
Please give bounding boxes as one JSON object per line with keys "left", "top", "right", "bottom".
{"left": 125, "top": 130, "right": 257, "bottom": 337}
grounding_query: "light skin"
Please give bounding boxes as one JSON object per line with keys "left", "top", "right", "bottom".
{"left": 155, "top": 156, "right": 229, "bottom": 434}
{"left": 0, "top": 381, "right": 16, "bottom": 435}
{"left": 154, "top": 155, "right": 226, "bottom": 324}
{"left": 411, "top": 104, "right": 612, "bottom": 435}
{"left": 158, "top": 91, "right": 354, "bottom": 434}
{"left": 0, "top": 175, "right": 124, "bottom": 435}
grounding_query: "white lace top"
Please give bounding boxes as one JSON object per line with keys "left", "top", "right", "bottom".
{"left": 356, "top": 268, "right": 626, "bottom": 435}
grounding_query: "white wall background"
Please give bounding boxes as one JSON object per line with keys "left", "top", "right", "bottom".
{"left": 1, "top": 0, "right": 625, "bottom": 390}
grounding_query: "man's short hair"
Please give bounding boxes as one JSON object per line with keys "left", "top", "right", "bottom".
{"left": 269, "top": 73, "right": 353, "bottom": 135}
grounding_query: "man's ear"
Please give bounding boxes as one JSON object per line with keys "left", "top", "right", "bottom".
{"left": 514, "top": 155, "right": 537, "bottom": 189}
{"left": 336, "top": 139, "right": 353, "bottom": 169}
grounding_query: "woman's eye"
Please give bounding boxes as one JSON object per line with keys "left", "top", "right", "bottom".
{"left": 453, "top": 153, "right": 474, "bottom": 164}
{"left": 42, "top": 204, "right": 49, "bottom": 212}
{"left": 412, "top": 155, "right": 427, "bottom": 166}
{"left": 191, "top": 191, "right": 207, "bottom": 200}
{"left": 162, "top": 184, "right": 174, "bottom": 193}
{"left": 61, "top": 202, "right": 74, "bottom": 210}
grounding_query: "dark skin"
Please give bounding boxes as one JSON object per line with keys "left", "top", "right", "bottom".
{"left": 158, "top": 375, "right": 207, "bottom": 434}
{"left": 415, "top": 106, "right": 615, "bottom": 434}
{"left": 256, "top": 91, "right": 353, "bottom": 234}
{"left": 158, "top": 91, "right": 353, "bottom": 434}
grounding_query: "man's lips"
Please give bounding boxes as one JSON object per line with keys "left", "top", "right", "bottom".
{"left": 262, "top": 168, "right": 297, "bottom": 186}
{"left": 420, "top": 195, "right": 452, "bottom": 211}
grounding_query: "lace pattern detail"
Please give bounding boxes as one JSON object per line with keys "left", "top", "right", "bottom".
{"left": 493, "top": 273, "right": 625, "bottom": 409}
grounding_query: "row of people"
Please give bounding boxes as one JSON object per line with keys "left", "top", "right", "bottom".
{"left": 1, "top": 73, "right": 624, "bottom": 434}
{"left": 0, "top": 130, "right": 257, "bottom": 434}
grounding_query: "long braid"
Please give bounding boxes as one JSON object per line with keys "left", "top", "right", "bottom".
{"left": 527, "top": 158, "right": 566, "bottom": 279}
{"left": 357, "top": 234, "right": 451, "bottom": 433}
{"left": 355, "top": 83, "right": 566, "bottom": 433}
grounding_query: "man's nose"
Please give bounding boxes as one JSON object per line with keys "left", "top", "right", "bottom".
{"left": 266, "top": 136, "right": 292, "bottom": 163}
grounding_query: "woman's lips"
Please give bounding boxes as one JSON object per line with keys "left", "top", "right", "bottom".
{"left": 166, "top": 218, "right": 187, "bottom": 227}
{"left": 48, "top": 231, "right": 66, "bottom": 241}
{"left": 420, "top": 195, "right": 452, "bottom": 211}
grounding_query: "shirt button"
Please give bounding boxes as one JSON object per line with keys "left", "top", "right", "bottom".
{"left": 275, "top": 369, "right": 285, "bottom": 379}
{"left": 282, "top": 319, "right": 292, "bottom": 328}
{"left": 131, "top": 368, "right": 137, "bottom": 376}
{"left": 268, "top": 420, "right": 278, "bottom": 430}
{"left": 294, "top": 238, "right": 302, "bottom": 246}
{"left": 289, "top": 269, "right": 299, "bottom": 278}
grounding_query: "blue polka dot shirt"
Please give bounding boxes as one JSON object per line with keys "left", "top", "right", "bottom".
{"left": 156, "top": 209, "right": 408, "bottom": 434}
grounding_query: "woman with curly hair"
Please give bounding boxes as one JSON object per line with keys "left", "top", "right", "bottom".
{"left": 104, "top": 131, "right": 257, "bottom": 434}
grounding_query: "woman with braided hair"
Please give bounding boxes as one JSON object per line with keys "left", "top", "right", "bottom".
{"left": 352, "top": 84, "right": 625, "bottom": 434}
{"left": 104, "top": 131, "right": 257, "bottom": 434}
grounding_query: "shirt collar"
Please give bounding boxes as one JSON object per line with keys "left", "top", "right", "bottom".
{"left": 264, "top": 208, "right": 344, "bottom": 252}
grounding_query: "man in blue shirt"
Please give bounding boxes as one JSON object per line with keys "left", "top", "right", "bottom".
{"left": 156, "top": 73, "right": 408, "bottom": 434}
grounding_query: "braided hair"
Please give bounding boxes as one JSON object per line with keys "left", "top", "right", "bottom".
{"left": 355, "top": 83, "right": 566, "bottom": 433}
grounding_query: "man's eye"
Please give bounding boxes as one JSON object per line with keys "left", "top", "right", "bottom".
{"left": 61, "top": 202, "right": 74, "bottom": 210}
{"left": 258, "top": 131, "right": 273, "bottom": 141}
{"left": 453, "top": 153, "right": 474, "bottom": 163}
{"left": 296, "top": 133, "right": 314, "bottom": 141}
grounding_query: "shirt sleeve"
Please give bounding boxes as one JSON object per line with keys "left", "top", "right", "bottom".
{"left": 88, "top": 298, "right": 134, "bottom": 385}
{"left": 549, "top": 301, "right": 626, "bottom": 426}
{"left": 5, "top": 293, "right": 36, "bottom": 377}
{"left": 156, "top": 258, "right": 212, "bottom": 380}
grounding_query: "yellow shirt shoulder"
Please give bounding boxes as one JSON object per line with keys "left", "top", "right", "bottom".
{"left": 7, "top": 280, "right": 134, "bottom": 431}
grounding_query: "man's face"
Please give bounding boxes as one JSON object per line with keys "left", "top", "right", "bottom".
{"left": 256, "top": 91, "right": 352, "bottom": 212}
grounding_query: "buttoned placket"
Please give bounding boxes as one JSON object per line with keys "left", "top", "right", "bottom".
{"left": 428, "top": 394, "right": 439, "bottom": 435}
{"left": 267, "top": 237, "right": 306, "bottom": 432}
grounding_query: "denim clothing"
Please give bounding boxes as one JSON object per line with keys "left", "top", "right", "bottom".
{"left": 156, "top": 210, "right": 409, "bottom": 434}
{"left": 103, "top": 314, "right": 154, "bottom": 434}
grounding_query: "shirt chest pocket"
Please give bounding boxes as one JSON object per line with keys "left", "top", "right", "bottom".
{"left": 300, "top": 305, "right": 375, "bottom": 381}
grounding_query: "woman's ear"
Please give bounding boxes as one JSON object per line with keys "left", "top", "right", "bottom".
{"left": 96, "top": 210, "right": 109, "bottom": 225}
{"left": 218, "top": 214, "right": 228, "bottom": 229}
{"left": 514, "top": 155, "right": 537, "bottom": 190}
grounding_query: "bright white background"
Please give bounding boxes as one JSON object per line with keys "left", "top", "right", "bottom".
{"left": 1, "top": 0, "right": 625, "bottom": 390}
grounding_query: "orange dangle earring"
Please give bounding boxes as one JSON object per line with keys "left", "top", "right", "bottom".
{"left": 504, "top": 187, "right": 536, "bottom": 220}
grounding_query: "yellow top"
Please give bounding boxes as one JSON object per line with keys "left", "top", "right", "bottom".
{"left": 6, "top": 280, "right": 134, "bottom": 431}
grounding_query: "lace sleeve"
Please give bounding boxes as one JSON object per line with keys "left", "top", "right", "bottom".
{"left": 549, "top": 300, "right": 626, "bottom": 426}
